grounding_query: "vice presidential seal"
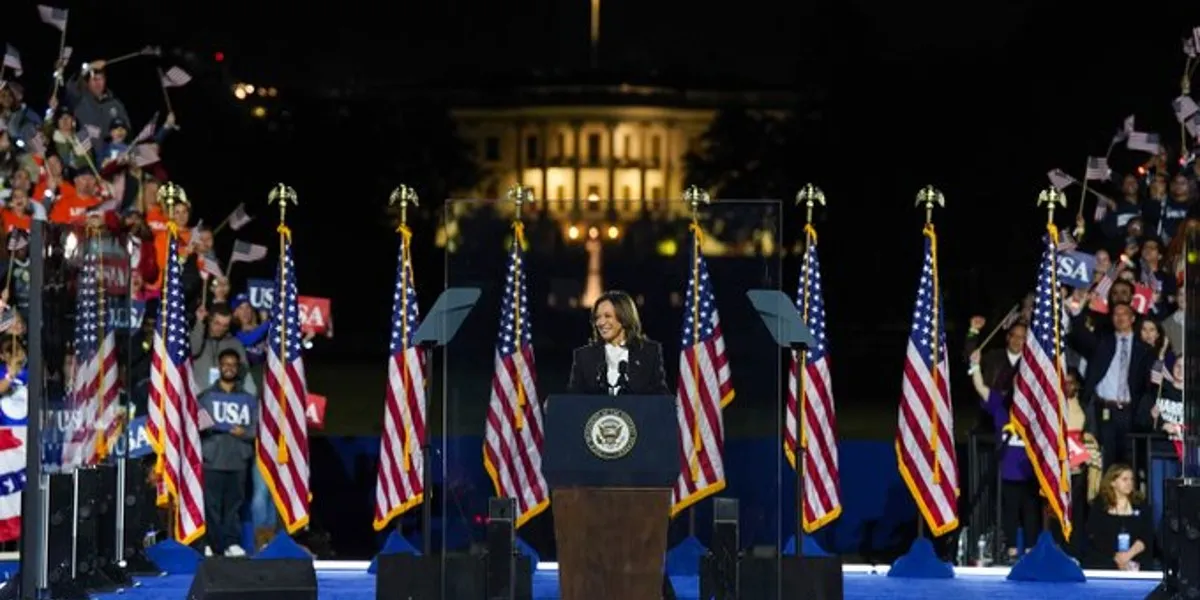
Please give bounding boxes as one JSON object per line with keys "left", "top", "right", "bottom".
{"left": 584, "top": 408, "right": 636, "bottom": 459}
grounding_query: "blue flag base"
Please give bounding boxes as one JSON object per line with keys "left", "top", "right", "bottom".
{"left": 887, "top": 538, "right": 954, "bottom": 579}
{"left": 368, "top": 531, "right": 421, "bottom": 574}
{"left": 783, "top": 535, "right": 832, "bottom": 557}
{"left": 254, "top": 533, "right": 313, "bottom": 560}
{"left": 146, "top": 540, "right": 202, "bottom": 575}
{"left": 666, "top": 536, "right": 707, "bottom": 576}
{"left": 1007, "top": 531, "right": 1086, "bottom": 583}
{"left": 516, "top": 538, "right": 540, "bottom": 566}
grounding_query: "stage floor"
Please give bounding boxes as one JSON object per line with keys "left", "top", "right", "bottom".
{"left": 82, "top": 566, "right": 1159, "bottom": 600}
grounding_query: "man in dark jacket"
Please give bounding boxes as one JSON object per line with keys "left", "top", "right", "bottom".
{"left": 199, "top": 349, "right": 256, "bottom": 557}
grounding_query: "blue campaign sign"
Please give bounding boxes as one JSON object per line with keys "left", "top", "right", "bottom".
{"left": 104, "top": 301, "right": 147, "bottom": 330}
{"left": 1057, "top": 251, "right": 1095, "bottom": 289}
{"left": 248, "top": 279, "right": 274, "bottom": 310}
{"left": 116, "top": 416, "right": 154, "bottom": 459}
{"left": 208, "top": 395, "right": 254, "bottom": 432}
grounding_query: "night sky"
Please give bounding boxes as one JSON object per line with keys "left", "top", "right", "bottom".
{"left": 8, "top": 0, "right": 1200, "bottom": 365}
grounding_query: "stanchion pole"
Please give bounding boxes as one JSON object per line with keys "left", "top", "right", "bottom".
{"left": 19, "top": 205, "right": 49, "bottom": 598}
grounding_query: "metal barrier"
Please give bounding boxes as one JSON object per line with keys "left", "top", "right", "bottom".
{"left": 964, "top": 430, "right": 999, "bottom": 566}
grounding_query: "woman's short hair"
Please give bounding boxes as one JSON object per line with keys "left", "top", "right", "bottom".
{"left": 591, "top": 290, "right": 643, "bottom": 343}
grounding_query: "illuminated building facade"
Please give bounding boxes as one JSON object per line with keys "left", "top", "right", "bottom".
{"left": 450, "top": 84, "right": 794, "bottom": 223}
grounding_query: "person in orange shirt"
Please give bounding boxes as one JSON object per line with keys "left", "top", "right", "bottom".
{"left": 31, "top": 153, "right": 72, "bottom": 206}
{"left": 49, "top": 169, "right": 103, "bottom": 225}
{"left": 1, "top": 189, "right": 33, "bottom": 233}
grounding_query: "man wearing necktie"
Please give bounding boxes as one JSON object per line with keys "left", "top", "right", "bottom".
{"left": 1067, "top": 302, "right": 1154, "bottom": 470}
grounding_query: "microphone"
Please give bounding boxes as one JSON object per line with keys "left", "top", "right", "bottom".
{"left": 615, "top": 360, "right": 629, "bottom": 395}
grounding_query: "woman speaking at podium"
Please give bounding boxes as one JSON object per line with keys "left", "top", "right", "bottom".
{"left": 567, "top": 290, "right": 669, "bottom": 396}
{"left": 564, "top": 290, "right": 677, "bottom": 598}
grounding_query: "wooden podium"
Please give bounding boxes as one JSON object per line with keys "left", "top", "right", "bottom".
{"left": 543, "top": 395, "right": 678, "bottom": 600}
{"left": 552, "top": 488, "right": 670, "bottom": 599}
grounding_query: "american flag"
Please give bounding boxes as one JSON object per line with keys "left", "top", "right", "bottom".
{"left": 482, "top": 227, "right": 550, "bottom": 528}
{"left": 672, "top": 228, "right": 734, "bottom": 516}
{"left": 1084, "top": 157, "right": 1110, "bottom": 181}
{"left": 146, "top": 227, "right": 206, "bottom": 545}
{"left": 373, "top": 229, "right": 427, "bottom": 530}
{"left": 1010, "top": 230, "right": 1072, "bottom": 540}
{"left": 785, "top": 226, "right": 841, "bottom": 532}
{"left": 895, "top": 225, "right": 959, "bottom": 537}
{"left": 37, "top": 5, "right": 68, "bottom": 32}
{"left": 160, "top": 66, "right": 192, "bottom": 88}
{"left": 61, "top": 239, "right": 119, "bottom": 467}
{"left": 256, "top": 234, "right": 311, "bottom": 533}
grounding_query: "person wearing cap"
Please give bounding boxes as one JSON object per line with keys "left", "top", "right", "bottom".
{"left": 48, "top": 168, "right": 102, "bottom": 225}
{"left": 99, "top": 118, "right": 130, "bottom": 170}
{"left": 64, "top": 60, "right": 130, "bottom": 135}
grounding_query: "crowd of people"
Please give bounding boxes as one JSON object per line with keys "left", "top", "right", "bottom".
{"left": 965, "top": 148, "right": 1200, "bottom": 569}
{"left": 1, "top": 49, "right": 285, "bottom": 557}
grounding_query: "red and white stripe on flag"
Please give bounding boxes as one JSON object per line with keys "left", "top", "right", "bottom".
{"left": 482, "top": 232, "right": 550, "bottom": 528}
{"left": 672, "top": 235, "right": 735, "bottom": 516}
{"left": 1011, "top": 230, "right": 1072, "bottom": 540}
{"left": 146, "top": 229, "right": 206, "bottom": 545}
{"left": 895, "top": 225, "right": 959, "bottom": 537}
{"left": 784, "top": 226, "right": 841, "bottom": 532}
{"left": 256, "top": 236, "right": 312, "bottom": 533}
{"left": 373, "top": 234, "right": 427, "bottom": 530}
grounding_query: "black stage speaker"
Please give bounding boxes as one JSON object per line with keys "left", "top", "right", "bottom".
{"left": 699, "top": 498, "right": 740, "bottom": 599}
{"left": 1147, "top": 478, "right": 1200, "bottom": 600}
{"left": 46, "top": 472, "right": 87, "bottom": 600}
{"left": 93, "top": 464, "right": 131, "bottom": 586}
{"left": 376, "top": 552, "right": 488, "bottom": 600}
{"left": 73, "top": 467, "right": 117, "bottom": 592}
{"left": 703, "top": 546, "right": 845, "bottom": 600}
{"left": 484, "top": 498, "right": 531, "bottom": 600}
{"left": 187, "top": 557, "right": 317, "bottom": 599}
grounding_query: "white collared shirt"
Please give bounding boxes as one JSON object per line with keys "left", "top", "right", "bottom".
{"left": 604, "top": 343, "right": 628, "bottom": 395}
{"left": 1095, "top": 332, "right": 1134, "bottom": 403}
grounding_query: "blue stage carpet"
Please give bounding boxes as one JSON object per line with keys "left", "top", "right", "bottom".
{"left": 91, "top": 569, "right": 1159, "bottom": 599}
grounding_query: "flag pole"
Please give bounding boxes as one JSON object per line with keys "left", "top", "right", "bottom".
{"left": 506, "top": 184, "right": 533, "bottom": 431}
{"left": 793, "top": 184, "right": 825, "bottom": 545}
{"left": 154, "top": 183, "right": 185, "bottom": 521}
{"left": 391, "top": 185, "right": 418, "bottom": 473}
{"left": 92, "top": 223, "right": 110, "bottom": 461}
{"left": 389, "top": 184, "right": 432, "bottom": 549}
{"left": 1038, "top": 186, "right": 1070, "bottom": 536}
{"left": 268, "top": 184, "right": 297, "bottom": 466}
{"left": 914, "top": 185, "right": 946, "bottom": 539}
{"left": 156, "top": 68, "right": 176, "bottom": 115}
{"left": 683, "top": 185, "right": 711, "bottom": 537}
{"left": 49, "top": 13, "right": 69, "bottom": 100}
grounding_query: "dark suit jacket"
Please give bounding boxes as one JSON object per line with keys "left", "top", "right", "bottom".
{"left": 566, "top": 338, "right": 669, "bottom": 396}
{"left": 1067, "top": 315, "right": 1154, "bottom": 429}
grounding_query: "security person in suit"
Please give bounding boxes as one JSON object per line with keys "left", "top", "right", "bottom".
{"left": 567, "top": 290, "right": 668, "bottom": 396}
{"left": 1067, "top": 301, "right": 1154, "bottom": 469}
